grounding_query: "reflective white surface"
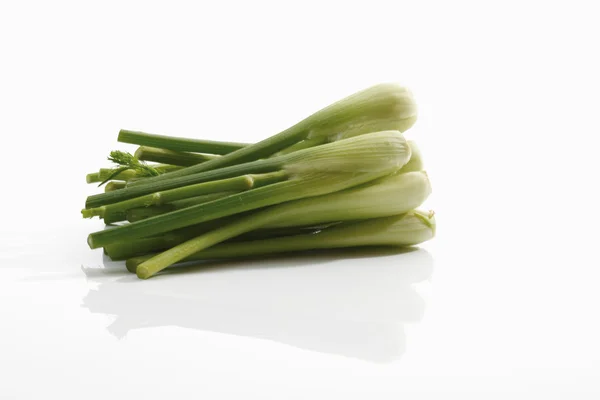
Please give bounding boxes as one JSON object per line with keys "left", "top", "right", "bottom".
{"left": 3, "top": 217, "right": 600, "bottom": 398}
{"left": 84, "top": 248, "right": 432, "bottom": 362}
{"left": 2, "top": 1, "right": 600, "bottom": 398}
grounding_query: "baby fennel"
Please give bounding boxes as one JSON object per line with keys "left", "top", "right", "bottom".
{"left": 86, "top": 131, "right": 411, "bottom": 250}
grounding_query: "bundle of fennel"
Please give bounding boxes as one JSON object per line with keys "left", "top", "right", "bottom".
{"left": 83, "top": 84, "right": 435, "bottom": 279}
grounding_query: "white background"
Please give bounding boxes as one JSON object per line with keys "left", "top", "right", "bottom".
{"left": 1, "top": 0, "right": 599, "bottom": 398}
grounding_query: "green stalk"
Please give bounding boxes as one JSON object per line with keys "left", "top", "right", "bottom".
{"left": 108, "top": 234, "right": 191, "bottom": 261}
{"left": 88, "top": 181, "right": 298, "bottom": 249}
{"left": 83, "top": 171, "right": 287, "bottom": 219}
{"left": 104, "top": 212, "right": 257, "bottom": 260}
{"left": 86, "top": 172, "right": 101, "bottom": 184}
{"left": 128, "top": 210, "right": 436, "bottom": 274}
{"left": 86, "top": 157, "right": 281, "bottom": 208}
{"left": 134, "top": 169, "right": 427, "bottom": 278}
{"left": 86, "top": 131, "right": 411, "bottom": 249}
{"left": 134, "top": 146, "right": 219, "bottom": 167}
{"left": 126, "top": 192, "right": 235, "bottom": 222}
{"left": 128, "top": 83, "right": 417, "bottom": 186}
{"left": 99, "top": 169, "right": 138, "bottom": 182}
{"left": 107, "top": 224, "right": 321, "bottom": 262}
{"left": 126, "top": 204, "right": 173, "bottom": 222}
{"left": 91, "top": 164, "right": 183, "bottom": 184}
{"left": 103, "top": 212, "right": 127, "bottom": 225}
{"left": 101, "top": 164, "right": 183, "bottom": 177}
{"left": 134, "top": 209, "right": 285, "bottom": 277}
{"left": 105, "top": 181, "right": 127, "bottom": 192}
{"left": 119, "top": 130, "right": 248, "bottom": 155}
{"left": 106, "top": 221, "right": 327, "bottom": 261}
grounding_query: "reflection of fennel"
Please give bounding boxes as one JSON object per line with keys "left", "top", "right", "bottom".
{"left": 82, "top": 248, "right": 433, "bottom": 363}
